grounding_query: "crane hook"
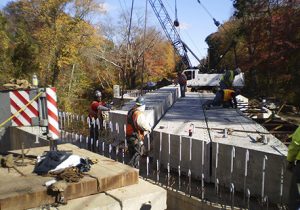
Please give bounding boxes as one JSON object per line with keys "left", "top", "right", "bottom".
{"left": 174, "top": 19, "right": 179, "bottom": 27}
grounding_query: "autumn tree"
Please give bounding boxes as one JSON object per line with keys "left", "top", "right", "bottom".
{"left": 206, "top": 0, "right": 300, "bottom": 105}
{"left": 231, "top": 0, "right": 300, "bottom": 102}
{"left": 1, "top": 0, "right": 108, "bottom": 112}
{"left": 97, "top": 10, "right": 176, "bottom": 90}
{"left": 0, "top": 12, "right": 14, "bottom": 84}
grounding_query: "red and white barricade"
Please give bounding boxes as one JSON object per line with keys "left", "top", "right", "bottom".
{"left": 7, "top": 88, "right": 60, "bottom": 140}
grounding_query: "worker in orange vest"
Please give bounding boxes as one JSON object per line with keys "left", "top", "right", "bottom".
{"left": 204, "top": 89, "right": 239, "bottom": 109}
{"left": 88, "top": 90, "right": 110, "bottom": 151}
{"left": 126, "top": 96, "right": 151, "bottom": 167}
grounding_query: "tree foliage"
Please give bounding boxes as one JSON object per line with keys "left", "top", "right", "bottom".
{"left": 96, "top": 10, "right": 176, "bottom": 90}
{"left": 206, "top": 0, "right": 300, "bottom": 105}
{"left": 0, "top": 0, "right": 176, "bottom": 113}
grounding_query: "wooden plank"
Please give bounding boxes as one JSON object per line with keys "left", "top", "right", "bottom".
{"left": 0, "top": 144, "right": 138, "bottom": 210}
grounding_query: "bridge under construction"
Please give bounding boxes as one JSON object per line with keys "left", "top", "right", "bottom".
{"left": 0, "top": 85, "right": 293, "bottom": 209}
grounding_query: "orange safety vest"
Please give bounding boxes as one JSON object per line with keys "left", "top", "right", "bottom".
{"left": 126, "top": 108, "right": 144, "bottom": 141}
{"left": 223, "top": 89, "right": 235, "bottom": 102}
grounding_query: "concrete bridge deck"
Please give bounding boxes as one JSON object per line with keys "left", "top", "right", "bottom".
{"left": 108, "top": 86, "right": 290, "bottom": 204}
{"left": 152, "top": 91, "right": 290, "bottom": 203}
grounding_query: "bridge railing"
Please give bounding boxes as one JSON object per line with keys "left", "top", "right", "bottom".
{"left": 57, "top": 113, "right": 290, "bottom": 209}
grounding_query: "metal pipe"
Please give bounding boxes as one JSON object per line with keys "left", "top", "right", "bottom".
{"left": 116, "top": 122, "right": 119, "bottom": 134}
{"left": 147, "top": 156, "right": 149, "bottom": 178}
{"left": 116, "top": 145, "right": 119, "bottom": 161}
{"left": 263, "top": 196, "right": 269, "bottom": 210}
{"left": 167, "top": 133, "right": 171, "bottom": 187}
{"left": 124, "top": 124, "right": 127, "bottom": 149}
{"left": 188, "top": 169, "right": 192, "bottom": 196}
{"left": 261, "top": 155, "right": 268, "bottom": 203}
{"left": 189, "top": 137, "right": 192, "bottom": 166}
{"left": 102, "top": 141, "right": 105, "bottom": 155}
{"left": 230, "top": 146, "right": 235, "bottom": 184}
{"left": 157, "top": 159, "right": 160, "bottom": 183}
{"left": 215, "top": 178, "right": 219, "bottom": 196}
{"left": 201, "top": 173, "right": 205, "bottom": 199}
{"left": 179, "top": 135, "right": 182, "bottom": 190}
{"left": 247, "top": 188, "right": 251, "bottom": 210}
{"left": 122, "top": 148, "right": 125, "bottom": 164}
{"left": 215, "top": 142, "right": 219, "bottom": 191}
{"left": 159, "top": 132, "right": 162, "bottom": 163}
{"left": 147, "top": 133, "right": 150, "bottom": 152}
{"left": 86, "top": 136, "right": 89, "bottom": 149}
{"left": 109, "top": 144, "right": 112, "bottom": 159}
{"left": 224, "top": 128, "right": 228, "bottom": 138}
{"left": 79, "top": 135, "right": 82, "bottom": 148}
{"left": 280, "top": 161, "right": 284, "bottom": 206}
{"left": 230, "top": 183, "right": 235, "bottom": 209}
{"left": 244, "top": 149, "right": 249, "bottom": 204}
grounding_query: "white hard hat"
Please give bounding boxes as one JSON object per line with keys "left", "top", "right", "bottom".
{"left": 95, "top": 90, "right": 102, "bottom": 98}
{"left": 234, "top": 68, "right": 241, "bottom": 75}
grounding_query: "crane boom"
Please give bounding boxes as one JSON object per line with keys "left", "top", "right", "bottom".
{"left": 148, "top": 0, "right": 191, "bottom": 68}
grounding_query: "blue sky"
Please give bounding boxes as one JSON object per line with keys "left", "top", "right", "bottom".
{"left": 102, "top": 0, "right": 234, "bottom": 66}
{"left": 0, "top": 0, "right": 234, "bottom": 66}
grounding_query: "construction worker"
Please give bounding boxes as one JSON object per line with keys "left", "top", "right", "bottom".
{"left": 219, "top": 67, "right": 241, "bottom": 90}
{"left": 126, "top": 96, "right": 151, "bottom": 168}
{"left": 176, "top": 71, "right": 187, "bottom": 97}
{"left": 88, "top": 90, "right": 110, "bottom": 151}
{"left": 204, "top": 89, "right": 239, "bottom": 109}
{"left": 287, "top": 125, "right": 300, "bottom": 210}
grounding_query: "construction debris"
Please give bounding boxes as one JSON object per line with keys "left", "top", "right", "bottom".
{"left": 0, "top": 154, "right": 26, "bottom": 176}
{"left": 1, "top": 79, "right": 33, "bottom": 90}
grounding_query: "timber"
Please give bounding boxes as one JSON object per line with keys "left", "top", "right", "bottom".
{"left": 0, "top": 144, "right": 138, "bottom": 210}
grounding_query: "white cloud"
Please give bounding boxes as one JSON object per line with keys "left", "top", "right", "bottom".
{"left": 99, "top": 2, "right": 118, "bottom": 13}
{"left": 177, "top": 21, "right": 190, "bottom": 30}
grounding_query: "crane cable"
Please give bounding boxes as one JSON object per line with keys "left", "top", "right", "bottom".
{"left": 121, "top": 0, "right": 135, "bottom": 99}
{"left": 174, "top": 0, "right": 179, "bottom": 27}
{"left": 197, "top": 0, "right": 239, "bottom": 67}
{"left": 196, "top": 0, "right": 220, "bottom": 27}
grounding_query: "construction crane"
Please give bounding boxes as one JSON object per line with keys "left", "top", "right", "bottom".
{"left": 148, "top": 0, "right": 244, "bottom": 90}
{"left": 148, "top": 0, "right": 198, "bottom": 69}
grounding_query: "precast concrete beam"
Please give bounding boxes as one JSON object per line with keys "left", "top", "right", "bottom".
{"left": 153, "top": 92, "right": 211, "bottom": 180}
{"left": 198, "top": 92, "right": 290, "bottom": 203}
{"left": 109, "top": 86, "right": 180, "bottom": 143}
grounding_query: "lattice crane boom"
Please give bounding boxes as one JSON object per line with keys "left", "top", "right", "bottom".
{"left": 148, "top": 0, "right": 192, "bottom": 68}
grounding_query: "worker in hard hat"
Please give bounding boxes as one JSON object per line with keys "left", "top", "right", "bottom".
{"left": 219, "top": 67, "right": 241, "bottom": 90}
{"left": 287, "top": 125, "right": 300, "bottom": 210}
{"left": 88, "top": 90, "right": 110, "bottom": 151}
{"left": 176, "top": 71, "right": 187, "bottom": 97}
{"left": 126, "top": 96, "right": 152, "bottom": 168}
{"left": 204, "top": 89, "right": 239, "bottom": 109}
